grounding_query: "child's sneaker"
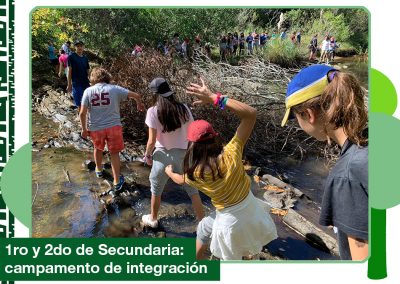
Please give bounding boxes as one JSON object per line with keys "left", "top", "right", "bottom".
{"left": 142, "top": 214, "right": 158, "bottom": 228}
{"left": 95, "top": 169, "right": 104, "bottom": 178}
{"left": 113, "top": 175, "right": 125, "bottom": 191}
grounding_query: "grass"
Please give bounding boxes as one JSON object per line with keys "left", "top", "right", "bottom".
{"left": 261, "top": 39, "right": 304, "bottom": 67}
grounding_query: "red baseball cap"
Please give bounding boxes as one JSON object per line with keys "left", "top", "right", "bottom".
{"left": 187, "top": 120, "right": 219, "bottom": 142}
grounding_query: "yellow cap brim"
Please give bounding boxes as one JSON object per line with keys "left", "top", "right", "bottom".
{"left": 281, "top": 108, "right": 291, "bottom": 127}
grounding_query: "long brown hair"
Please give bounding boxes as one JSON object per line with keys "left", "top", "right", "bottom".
{"left": 153, "top": 94, "right": 190, "bottom": 133}
{"left": 292, "top": 71, "right": 368, "bottom": 146}
{"left": 183, "top": 137, "right": 225, "bottom": 182}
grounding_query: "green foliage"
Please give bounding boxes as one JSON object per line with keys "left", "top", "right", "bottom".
{"left": 340, "top": 8, "right": 369, "bottom": 51}
{"left": 31, "top": 8, "right": 88, "bottom": 57}
{"left": 309, "top": 11, "right": 351, "bottom": 42}
{"left": 31, "top": 8, "right": 368, "bottom": 60}
{"left": 36, "top": 8, "right": 243, "bottom": 58}
{"left": 262, "top": 39, "right": 303, "bottom": 67}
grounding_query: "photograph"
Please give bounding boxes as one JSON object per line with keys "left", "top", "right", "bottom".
{"left": 31, "top": 7, "right": 369, "bottom": 261}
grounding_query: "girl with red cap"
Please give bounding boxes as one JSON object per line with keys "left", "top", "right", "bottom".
{"left": 165, "top": 78, "right": 277, "bottom": 260}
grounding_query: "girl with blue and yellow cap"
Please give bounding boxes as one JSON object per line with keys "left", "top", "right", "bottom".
{"left": 282, "top": 64, "right": 368, "bottom": 260}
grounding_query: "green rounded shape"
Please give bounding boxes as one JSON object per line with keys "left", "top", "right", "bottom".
{"left": 370, "top": 113, "right": 400, "bottom": 209}
{"left": 0, "top": 143, "right": 32, "bottom": 230}
{"left": 370, "top": 69, "right": 397, "bottom": 115}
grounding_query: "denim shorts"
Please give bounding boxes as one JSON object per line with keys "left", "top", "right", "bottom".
{"left": 149, "top": 148, "right": 199, "bottom": 197}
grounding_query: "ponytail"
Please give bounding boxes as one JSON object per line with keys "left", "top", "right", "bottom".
{"left": 292, "top": 71, "right": 368, "bottom": 146}
{"left": 322, "top": 72, "right": 368, "bottom": 146}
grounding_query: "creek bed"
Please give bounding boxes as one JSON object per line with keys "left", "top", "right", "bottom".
{"left": 32, "top": 113, "right": 338, "bottom": 260}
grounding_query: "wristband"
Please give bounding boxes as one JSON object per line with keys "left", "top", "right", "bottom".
{"left": 220, "top": 97, "right": 228, "bottom": 110}
{"left": 213, "top": 92, "right": 222, "bottom": 106}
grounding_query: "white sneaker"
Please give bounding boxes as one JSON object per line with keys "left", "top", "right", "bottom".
{"left": 142, "top": 214, "right": 158, "bottom": 228}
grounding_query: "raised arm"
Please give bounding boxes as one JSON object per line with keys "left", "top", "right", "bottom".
{"left": 186, "top": 78, "right": 256, "bottom": 144}
{"left": 127, "top": 91, "right": 145, "bottom": 111}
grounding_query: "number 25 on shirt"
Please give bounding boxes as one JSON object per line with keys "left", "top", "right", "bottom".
{"left": 91, "top": 93, "right": 110, "bottom": 106}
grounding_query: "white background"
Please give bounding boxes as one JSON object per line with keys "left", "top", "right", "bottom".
{"left": 14, "top": 1, "right": 400, "bottom": 283}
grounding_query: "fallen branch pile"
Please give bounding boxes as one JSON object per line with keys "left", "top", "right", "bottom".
{"left": 110, "top": 50, "right": 329, "bottom": 160}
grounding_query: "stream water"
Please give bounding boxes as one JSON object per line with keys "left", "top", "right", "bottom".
{"left": 31, "top": 112, "right": 337, "bottom": 260}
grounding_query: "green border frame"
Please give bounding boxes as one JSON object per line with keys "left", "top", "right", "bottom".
{"left": 28, "top": 5, "right": 371, "bottom": 264}
{"left": 1, "top": 1, "right": 15, "bottom": 284}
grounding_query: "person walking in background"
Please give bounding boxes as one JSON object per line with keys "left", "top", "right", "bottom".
{"left": 246, "top": 32, "right": 253, "bottom": 55}
{"left": 48, "top": 40, "right": 59, "bottom": 74}
{"left": 319, "top": 36, "right": 330, "bottom": 64}
{"left": 195, "top": 34, "right": 201, "bottom": 46}
{"left": 281, "top": 65, "right": 368, "bottom": 260}
{"left": 165, "top": 78, "right": 277, "bottom": 260}
{"left": 58, "top": 49, "right": 69, "bottom": 80}
{"left": 204, "top": 42, "right": 212, "bottom": 58}
{"left": 271, "top": 31, "right": 277, "bottom": 40}
{"left": 181, "top": 38, "right": 189, "bottom": 58}
{"left": 142, "top": 78, "right": 205, "bottom": 228}
{"left": 280, "top": 30, "right": 287, "bottom": 40}
{"left": 296, "top": 31, "right": 302, "bottom": 46}
{"left": 172, "top": 33, "right": 182, "bottom": 55}
{"left": 131, "top": 44, "right": 143, "bottom": 57}
{"left": 67, "top": 40, "right": 90, "bottom": 112}
{"left": 309, "top": 34, "right": 318, "bottom": 61}
{"left": 194, "top": 35, "right": 201, "bottom": 59}
{"left": 329, "top": 36, "right": 339, "bottom": 61}
{"left": 253, "top": 31, "right": 260, "bottom": 52}
{"left": 239, "top": 32, "right": 245, "bottom": 56}
{"left": 62, "top": 40, "right": 72, "bottom": 55}
{"left": 219, "top": 35, "right": 227, "bottom": 61}
{"left": 290, "top": 32, "right": 296, "bottom": 44}
{"left": 80, "top": 67, "right": 145, "bottom": 193}
{"left": 226, "top": 33, "right": 234, "bottom": 58}
{"left": 260, "top": 32, "right": 267, "bottom": 49}
{"left": 233, "top": 32, "right": 239, "bottom": 56}
{"left": 162, "top": 40, "right": 170, "bottom": 56}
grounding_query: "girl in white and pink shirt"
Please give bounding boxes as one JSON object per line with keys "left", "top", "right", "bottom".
{"left": 142, "top": 77, "right": 204, "bottom": 228}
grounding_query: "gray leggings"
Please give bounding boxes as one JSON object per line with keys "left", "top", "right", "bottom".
{"left": 149, "top": 148, "right": 198, "bottom": 197}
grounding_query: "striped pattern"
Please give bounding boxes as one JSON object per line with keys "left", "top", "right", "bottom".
{"left": 285, "top": 75, "right": 328, "bottom": 108}
{"left": 185, "top": 135, "right": 251, "bottom": 210}
{"left": 281, "top": 64, "right": 336, "bottom": 126}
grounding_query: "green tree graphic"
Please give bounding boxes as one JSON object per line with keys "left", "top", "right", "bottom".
{"left": 369, "top": 69, "right": 400, "bottom": 279}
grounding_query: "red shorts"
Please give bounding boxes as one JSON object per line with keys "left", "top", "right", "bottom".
{"left": 89, "top": 125, "right": 124, "bottom": 153}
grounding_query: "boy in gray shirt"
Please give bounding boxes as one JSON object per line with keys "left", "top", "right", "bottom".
{"left": 80, "top": 67, "right": 145, "bottom": 191}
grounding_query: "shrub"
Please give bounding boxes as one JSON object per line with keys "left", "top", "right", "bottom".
{"left": 262, "top": 39, "right": 303, "bottom": 67}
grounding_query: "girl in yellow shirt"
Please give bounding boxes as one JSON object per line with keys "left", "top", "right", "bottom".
{"left": 165, "top": 79, "right": 277, "bottom": 260}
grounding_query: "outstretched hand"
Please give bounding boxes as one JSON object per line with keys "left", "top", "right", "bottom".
{"left": 136, "top": 101, "right": 145, "bottom": 112}
{"left": 186, "top": 78, "right": 214, "bottom": 106}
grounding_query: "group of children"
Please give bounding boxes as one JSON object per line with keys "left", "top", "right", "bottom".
{"left": 308, "top": 34, "right": 340, "bottom": 63}
{"left": 157, "top": 34, "right": 207, "bottom": 60}
{"left": 219, "top": 30, "right": 297, "bottom": 59}
{"left": 154, "top": 30, "right": 303, "bottom": 62}
{"left": 79, "top": 63, "right": 368, "bottom": 261}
